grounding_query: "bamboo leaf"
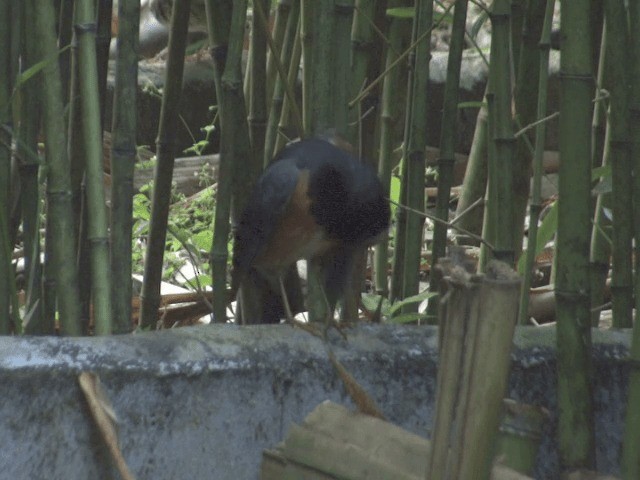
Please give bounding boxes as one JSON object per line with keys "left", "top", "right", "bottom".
{"left": 469, "top": 10, "right": 489, "bottom": 40}
{"left": 389, "top": 312, "right": 424, "bottom": 324}
{"left": 458, "top": 100, "right": 487, "bottom": 109}
{"left": 389, "top": 290, "right": 436, "bottom": 315}
{"left": 386, "top": 7, "right": 415, "bottom": 19}
{"left": 191, "top": 230, "right": 213, "bottom": 252}
{"left": 132, "top": 194, "right": 151, "bottom": 221}
{"left": 517, "top": 200, "right": 557, "bottom": 274}
{"left": 14, "top": 44, "right": 72, "bottom": 92}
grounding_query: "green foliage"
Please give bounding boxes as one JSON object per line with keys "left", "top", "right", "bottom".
{"left": 184, "top": 106, "right": 218, "bottom": 156}
{"left": 458, "top": 100, "right": 487, "bottom": 109}
{"left": 517, "top": 200, "right": 557, "bottom": 274}
{"left": 131, "top": 183, "right": 219, "bottom": 287}
{"left": 361, "top": 289, "right": 437, "bottom": 324}
{"left": 389, "top": 175, "right": 401, "bottom": 216}
{"left": 386, "top": 7, "right": 415, "bottom": 19}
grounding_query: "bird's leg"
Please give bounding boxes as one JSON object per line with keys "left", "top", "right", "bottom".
{"left": 278, "top": 275, "right": 325, "bottom": 337}
{"left": 278, "top": 275, "right": 295, "bottom": 324}
{"left": 319, "top": 283, "right": 348, "bottom": 341}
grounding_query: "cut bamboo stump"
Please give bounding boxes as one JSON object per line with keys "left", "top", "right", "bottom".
{"left": 260, "top": 401, "right": 533, "bottom": 480}
{"left": 427, "top": 253, "right": 522, "bottom": 480}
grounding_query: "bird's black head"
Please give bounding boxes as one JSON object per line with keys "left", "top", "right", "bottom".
{"left": 307, "top": 151, "right": 390, "bottom": 247}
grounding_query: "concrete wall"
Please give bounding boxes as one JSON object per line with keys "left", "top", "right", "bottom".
{"left": 0, "top": 325, "right": 629, "bottom": 480}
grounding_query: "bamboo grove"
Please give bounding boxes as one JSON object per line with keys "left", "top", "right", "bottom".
{"left": 1, "top": 0, "right": 640, "bottom": 477}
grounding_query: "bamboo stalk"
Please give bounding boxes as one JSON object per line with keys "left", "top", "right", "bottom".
{"left": 206, "top": 0, "right": 250, "bottom": 322}
{"left": 621, "top": 1, "right": 640, "bottom": 476}
{"left": 374, "top": 7, "right": 410, "bottom": 297}
{"left": 0, "top": 0, "right": 13, "bottom": 333}
{"left": 426, "top": 0, "right": 469, "bottom": 323}
{"left": 347, "top": 0, "right": 375, "bottom": 148}
{"left": 454, "top": 83, "right": 490, "bottom": 242}
{"left": 248, "top": 0, "right": 269, "bottom": 172}
{"left": 265, "top": 0, "right": 292, "bottom": 106}
{"left": 479, "top": 92, "right": 497, "bottom": 271}
{"left": 390, "top": 152, "right": 408, "bottom": 302}
{"left": 274, "top": 17, "right": 302, "bottom": 154}
{"left": 139, "top": 0, "right": 192, "bottom": 329}
{"left": 301, "top": 0, "right": 336, "bottom": 322}
{"left": 555, "top": 0, "right": 596, "bottom": 469}
{"left": 264, "top": 0, "right": 300, "bottom": 161}
{"left": 603, "top": 0, "right": 633, "bottom": 328}
{"left": 32, "top": 0, "right": 82, "bottom": 335}
{"left": 400, "top": 0, "right": 431, "bottom": 312}
{"left": 57, "top": 0, "right": 74, "bottom": 106}
{"left": 589, "top": 24, "right": 610, "bottom": 327}
{"left": 95, "top": 0, "right": 113, "bottom": 127}
{"left": 75, "top": 0, "right": 113, "bottom": 335}
{"left": 67, "top": 12, "right": 93, "bottom": 334}
{"left": 110, "top": 0, "right": 140, "bottom": 334}
{"left": 487, "top": 0, "right": 515, "bottom": 265}
{"left": 18, "top": 3, "right": 43, "bottom": 334}
{"left": 512, "top": 0, "right": 547, "bottom": 256}
{"left": 518, "top": 0, "right": 555, "bottom": 325}
{"left": 427, "top": 254, "right": 521, "bottom": 480}
{"left": 333, "top": 0, "right": 354, "bottom": 136}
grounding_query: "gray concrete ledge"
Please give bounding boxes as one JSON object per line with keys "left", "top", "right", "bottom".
{"left": 0, "top": 325, "right": 630, "bottom": 480}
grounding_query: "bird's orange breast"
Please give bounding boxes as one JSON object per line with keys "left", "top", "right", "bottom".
{"left": 252, "top": 170, "right": 338, "bottom": 270}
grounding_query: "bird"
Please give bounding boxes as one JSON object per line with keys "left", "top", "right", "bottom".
{"left": 232, "top": 137, "right": 390, "bottom": 324}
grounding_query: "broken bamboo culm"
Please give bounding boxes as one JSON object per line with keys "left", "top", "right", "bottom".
{"left": 427, "top": 250, "right": 522, "bottom": 480}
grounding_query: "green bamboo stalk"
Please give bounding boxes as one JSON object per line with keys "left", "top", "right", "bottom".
{"left": 622, "top": 0, "right": 640, "bottom": 473}
{"left": 41, "top": 228, "right": 57, "bottom": 332}
{"left": 346, "top": 0, "right": 387, "bottom": 315}
{"left": 274, "top": 16, "right": 302, "bottom": 154}
{"left": 248, "top": 0, "right": 268, "bottom": 171}
{"left": 205, "top": 0, "right": 250, "bottom": 322}
{"left": 66, "top": 13, "right": 93, "bottom": 333}
{"left": 110, "top": 0, "right": 140, "bottom": 334}
{"left": 333, "top": 0, "right": 354, "bottom": 136}
{"left": 512, "top": 0, "right": 546, "bottom": 257}
{"left": 591, "top": 24, "right": 608, "bottom": 173}
{"left": 58, "top": 0, "right": 74, "bottom": 106}
{"left": 32, "top": 0, "right": 82, "bottom": 336}
{"left": 333, "top": 0, "right": 360, "bottom": 320}
{"left": 390, "top": 4, "right": 416, "bottom": 302}
{"left": 300, "top": 0, "right": 315, "bottom": 134}
{"left": 75, "top": 0, "right": 113, "bottom": 335}
{"left": 95, "top": 0, "right": 113, "bottom": 127}
{"left": 390, "top": 151, "right": 408, "bottom": 302}
{"left": 0, "top": 0, "right": 12, "bottom": 333}
{"left": 301, "top": 0, "right": 336, "bottom": 322}
{"left": 400, "top": 0, "right": 431, "bottom": 311}
{"left": 479, "top": 92, "right": 497, "bottom": 271}
{"left": 454, "top": 84, "right": 489, "bottom": 241}
{"left": 139, "top": 0, "right": 191, "bottom": 329}
{"left": 603, "top": 0, "right": 633, "bottom": 328}
{"left": 9, "top": 0, "right": 20, "bottom": 98}
{"left": 18, "top": 4, "right": 44, "bottom": 334}
{"left": 426, "top": 0, "right": 468, "bottom": 322}
{"left": 517, "top": 0, "right": 555, "bottom": 325}
{"left": 589, "top": 25, "right": 611, "bottom": 327}
{"left": 266, "top": 0, "right": 293, "bottom": 103}
{"left": 487, "top": 0, "right": 515, "bottom": 264}
{"left": 555, "top": 0, "right": 596, "bottom": 469}
{"left": 510, "top": 0, "right": 525, "bottom": 71}
{"left": 347, "top": 0, "right": 377, "bottom": 150}
{"left": 204, "top": 0, "right": 232, "bottom": 100}
{"left": 264, "top": 0, "right": 300, "bottom": 161}
{"left": 374, "top": 8, "right": 409, "bottom": 297}
{"left": 590, "top": 0, "right": 604, "bottom": 78}
{"left": 301, "top": 0, "right": 334, "bottom": 134}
